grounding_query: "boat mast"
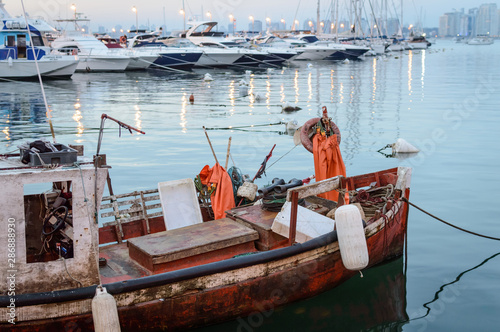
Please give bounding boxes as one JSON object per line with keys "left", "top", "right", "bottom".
{"left": 335, "top": 0, "right": 339, "bottom": 42}
{"left": 317, "top": 0, "right": 321, "bottom": 35}
{"left": 401, "top": 0, "right": 403, "bottom": 37}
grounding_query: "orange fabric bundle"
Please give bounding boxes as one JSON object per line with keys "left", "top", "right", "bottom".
{"left": 199, "top": 163, "right": 235, "bottom": 219}
{"left": 313, "top": 134, "right": 349, "bottom": 203}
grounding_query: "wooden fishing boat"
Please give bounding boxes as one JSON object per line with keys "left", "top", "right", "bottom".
{"left": 0, "top": 146, "right": 411, "bottom": 331}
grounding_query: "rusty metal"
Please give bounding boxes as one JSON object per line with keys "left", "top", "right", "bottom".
{"left": 288, "top": 191, "right": 299, "bottom": 246}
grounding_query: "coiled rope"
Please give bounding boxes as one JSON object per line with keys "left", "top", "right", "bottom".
{"left": 402, "top": 197, "right": 500, "bottom": 241}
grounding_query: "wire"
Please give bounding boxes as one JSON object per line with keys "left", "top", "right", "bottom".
{"left": 402, "top": 197, "right": 500, "bottom": 241}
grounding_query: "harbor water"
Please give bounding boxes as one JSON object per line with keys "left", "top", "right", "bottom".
{"left": 1, "top": 40, "right": 499, "bottom": 331}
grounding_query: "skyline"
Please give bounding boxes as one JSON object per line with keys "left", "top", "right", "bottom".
{"left": 5, "top": 0, "right": 499, "bottom": 32}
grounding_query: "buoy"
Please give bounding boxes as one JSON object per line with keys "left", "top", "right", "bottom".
{"left": 189, "top": 94, "right": 194, "bottom": 104}
{"left": 286, "top": 119, "right": 299, "bottom": 131}
{"left": 252, "top": 92, "right": 262, "bottom": 102}
{"left": 342, "top": 58, "right": 350, "bottom": 64}
{"left": 282, "top": 102, "right": 301, "bottom": 113}
{"left": 307, "top": 63, "right": 313, "bottom": 68}
{"left": 92, "top": 286, "right": 121, "bottom": 332}
{"left": 392, "top": 138, "right": 419, "bottom": 153}
{"left": 245, "top": 70, "right": 252, "bottom": 75}
{"left": 335, "top": 204, "right": 369, "bottom": 271}
{"left": 237, "top": 182, "right": 258, "bottom": 201}
{"left": 239, "top": 85, "right": 249, "bottom": 97}
{"left": 204, "top": 73, "right": 213, "bottom": 81}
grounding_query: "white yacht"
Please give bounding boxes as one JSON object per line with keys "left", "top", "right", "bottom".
{"left": 0, "top": 3, "right": 78, "bottom": 79}
{"left": 52, "top": 32, "right": 130, "bottom": 72}
{"left": 185, "top": 21, "right": 269, "bottom": 68}
{"left": 467, "top": 35, "right": 494, "bottom": 45}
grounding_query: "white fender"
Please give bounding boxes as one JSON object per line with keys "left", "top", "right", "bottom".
{"left": 335, "top": 204, "right": 369, "bottom": 271}
{"left": 92, "top": 286, "right": 121, "bottom": 332}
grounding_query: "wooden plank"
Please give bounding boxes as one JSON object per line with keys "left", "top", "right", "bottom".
{"left": 144, "top": 203, "right": 162, "bottom": 210}
{"left": 102, "top": 189, "right": 158, "bottom": 201}
{"left": 286, "top": 176, "right": 340, "bottom": 201}
{"left": 140, "top": 191, "right": 150, "bottom": 234}
{"left": 101, "top": 195, "right": 160, "bottom": 210}
{"left": 127, "top": 219, "right": 258, "bottom": 266}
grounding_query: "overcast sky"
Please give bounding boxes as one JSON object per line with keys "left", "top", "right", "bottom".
{"left": 6, "top": 0, "right": 497, "bottom": 31}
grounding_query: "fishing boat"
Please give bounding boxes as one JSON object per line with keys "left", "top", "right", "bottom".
{"left": 0, "top": 3, "right": 78, "bottom": 80}
{"left": 0, "top": 113, "right": 411, "bottom": 330}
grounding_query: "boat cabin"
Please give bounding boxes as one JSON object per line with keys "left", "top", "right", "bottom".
{"left": 0, "top": 156, "right": 107, "bottom": 294}
{"left": 0, "top": 19, "right": 49, "bottom": 60}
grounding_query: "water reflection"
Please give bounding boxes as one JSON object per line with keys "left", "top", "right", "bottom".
{"left": 194, "top": 257, "right": 408, "bottom": 332}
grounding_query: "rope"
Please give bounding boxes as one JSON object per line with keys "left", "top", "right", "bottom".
{"left": 266, "top": 145, "right": 297, "bottom": 171}
{"left": 204, "top": 122, "right": 285, "bottom": 130}
{"left": 402, "top": 197, "right": 500, "bottom": 241}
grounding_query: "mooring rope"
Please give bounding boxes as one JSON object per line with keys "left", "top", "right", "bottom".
{"left": 402, "top": 197, "right": 500, "bottom": 241}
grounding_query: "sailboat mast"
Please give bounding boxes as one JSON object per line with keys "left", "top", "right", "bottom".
{"left": 335, "top": 0, "right": 339, "bottom": 42}
{"left": 401, "top": 0, "right": 403, "bottom": 37}
{"left": 317, "top": 0, "right": 321, "bottom": 35}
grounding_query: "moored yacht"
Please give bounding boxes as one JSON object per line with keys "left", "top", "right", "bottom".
{"left": 467, "top": 35, "right": 494, "bottom": 45}
{"left": 0, "top": 4, "right": 78, "bottom": 79}
{"left": 126, "top": 33, "right": 202, "bottom": 71}
{"left": 51, "top": 20, "right": 130, "bottom": 72}
{"left": 185, "top": 21, "right": 269, "bottom": 68}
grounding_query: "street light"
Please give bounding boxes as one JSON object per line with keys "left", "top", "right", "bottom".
{"left": 308, "top": 20, "right": 313, "bottom": 31}
{"left": 293, "top": 19, "right": 299, "bottom": 31}
{"left": 179, "top": 9, "right": 186, "bottom": 31}
{"left": 70, "top": 3, "right": 76, "bottom": 19}
{"left": 206, "top": 11, "right": 212, "bottom": 21}
{"left": 266, "top": 17, "right": 271, "bottom": 31}
{"left": 132, "top": 6, "right": 138, "bottom": 33}
{"left": 249, "top": 15, "right": 254, "bottom": 35}
{"left": 280, "top": 18, "right": 285, "bottom": 30}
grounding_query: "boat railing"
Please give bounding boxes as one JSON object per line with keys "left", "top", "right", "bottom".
{"left": 0, "top": 47, "right": 17, "bottom": 60}
{"left": 100, "top": 189, "right": 163, "bottom": 243}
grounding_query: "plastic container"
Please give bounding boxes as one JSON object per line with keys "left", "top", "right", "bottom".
{"left": 20, "top": 143, "right": 77, "bottom": 166}
{"left": 271, "top": 201, "right": 335, "bottom": 243}
{"left": 158, "top": 178, "right": 203, "bottom": 230}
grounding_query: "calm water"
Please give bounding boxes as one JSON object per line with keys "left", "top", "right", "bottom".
{"left": 1, "top": 40, "right": 500, "bottom": 331}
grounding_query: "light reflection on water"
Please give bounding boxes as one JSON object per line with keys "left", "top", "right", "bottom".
{"left": 1, "top": 41, "right": 500, "bottom": 331}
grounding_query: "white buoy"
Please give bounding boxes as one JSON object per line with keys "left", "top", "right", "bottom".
{"left": 286, "top": 119, "right": 299, "bottom": 131}
{"left": 307, "top": 63, "right": 313, "bottom": 68}
{"left": 204, "top": 73, "right": 213, "bottom": 81}
{"left": 8, "top": 57, "right": 13, "bottom": 67}
{"left": 237, "top": 182, "right": 258, "bottom": 201}
{"left": 342, "top": 58, "right": 350, "bottom": 64}
{"left": 92, "top": 286, "right": 121, "bottom": 332}
{"left": 239, "top": 85, "right": 249, "bottom": 97}
{"left": 335, "top": 205, "right": 369, "bottom": 271}
{"left": 392, "top": 138, "right": 420, "bottom": 153}
{"left": 253, "top": 92, "right": 262, "bottom": 101}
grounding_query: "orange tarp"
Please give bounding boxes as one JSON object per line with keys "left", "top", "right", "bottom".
{"left": 199, "top": 163, "right": 235, "bottom": 219}
{"left": 313, "top": 134, "right": 349, "bottom": 203}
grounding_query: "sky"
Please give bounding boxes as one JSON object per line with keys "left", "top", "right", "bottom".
{"left": 5, "top": 0, "right": 497, "bottom": 32}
